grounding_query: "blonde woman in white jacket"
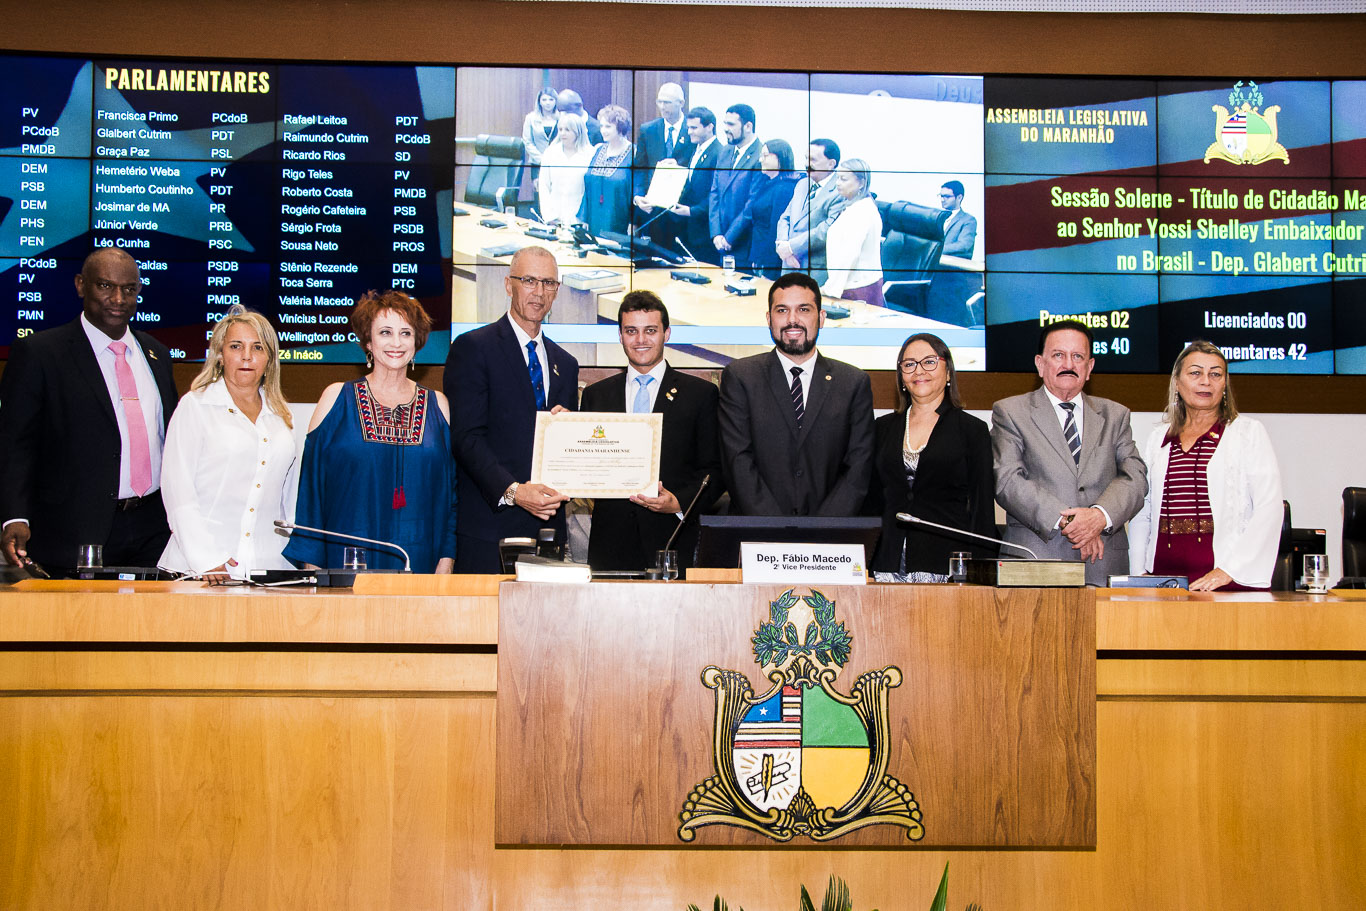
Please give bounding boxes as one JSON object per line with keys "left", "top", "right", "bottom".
{"left": 1129, "top": 340, "right": 1283, "bottom": 590}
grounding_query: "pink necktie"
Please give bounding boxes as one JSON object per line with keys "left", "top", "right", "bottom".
{"left": 108, "top": 341, "right": 153, "bottom": 496}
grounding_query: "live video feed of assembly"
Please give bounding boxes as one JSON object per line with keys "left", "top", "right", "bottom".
{"left": 451, "top": 68, "right": 986, "bottom": 371}
{"left": 3, "top": 56, "right": 1366, "bottom": 373}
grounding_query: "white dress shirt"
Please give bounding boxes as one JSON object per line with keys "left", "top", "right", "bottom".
{"left": 626, "top": 360, "right": 668, "bottom": 413}
{"left": 81, "top": 314, "right": 165, "bottom": 497}
{"left": 158, "top": 380, "right": 300, "bottom": 578}
{"left": 774, "top": 349, "right": 817, "bottom": 405}
{"left": 1040, "top": 387, "right": 1112, "bottom": 529}
{"left": 506, "top": 312, "right": 549, "bottom": 383}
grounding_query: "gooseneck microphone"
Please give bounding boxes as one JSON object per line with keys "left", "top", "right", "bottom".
{"left": 273, "top": 520, "right": 412, "bottom": 572}
{"left": 674, "top": 236, "right": 700, "bottom": 264}
{"left": 894, "top": 513, "right": 1039, "bottom": 559}
{"left": 662, "top": 474, "right": 712, "bottom": 554}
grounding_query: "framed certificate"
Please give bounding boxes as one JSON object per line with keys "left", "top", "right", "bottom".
{"left": 530, "top": 411, "right": 663, "bottom": 497}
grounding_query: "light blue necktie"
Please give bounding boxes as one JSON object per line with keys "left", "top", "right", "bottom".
{"left": 527, "top": 340, "right": 546, "bottom": 411}
{"left": 632, "top": 375, "right": 654, "bottom": 414}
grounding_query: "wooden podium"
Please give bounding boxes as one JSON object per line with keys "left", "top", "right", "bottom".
{"left": 496, "top": 582, "right": 1095, "bottom": 847}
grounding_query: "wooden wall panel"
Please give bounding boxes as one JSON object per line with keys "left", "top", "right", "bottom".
{"left": 496, "top": 582, "right": 1095, "bottom": 847}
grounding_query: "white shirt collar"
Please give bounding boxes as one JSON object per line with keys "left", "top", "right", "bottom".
{"left": 80, "top": 313, "right": 134, "bottom": 353}
{"left": 774, "top": 348, "right": 817, "bottom": 375}
{"left": 1042, "top": 386, "right": 1084, "bottom": 412}
{"left": 505, "top": 312, "right": 544, "bottom": 351}
{"left": 627, "top": 359, "right": 668, "bottom": 386}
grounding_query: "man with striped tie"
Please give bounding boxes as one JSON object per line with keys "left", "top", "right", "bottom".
{"left": 718, "top": 272, "right": 873, "bottom": 517}
{"left": 991, "top": 319, "right": 1148, "bottom": 585}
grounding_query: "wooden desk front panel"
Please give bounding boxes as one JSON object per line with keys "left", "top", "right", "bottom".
{"left": 496, "top": 582, "right": 1096, "bottom": 847}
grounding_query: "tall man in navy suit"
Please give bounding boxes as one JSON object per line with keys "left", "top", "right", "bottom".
{"left": 709, "top": 103, "right": 763, "bottom": 262}
{"left": 580, "top": 291, "right": 722, "bottom": 571}
{"left": 0, "top": 248, "right": 179, "bottom": 574}
{"left": 658, "top": 106, "right": 721, "bottom": 263}
{"left": 719, "top": 272, "right": 874, "bottom": 517}
{"left": 445, "top": 246, "right": 579, "bottom": 573}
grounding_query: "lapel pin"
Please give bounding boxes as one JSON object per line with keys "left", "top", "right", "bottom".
{"left": 553, "top": 364, "right": 560, "bottom": 376}
{"left": 825, "top": 374, "right": 832, "bottom": 381}
{"left": 147, "top": 350, "right": 158, "bottom": 360}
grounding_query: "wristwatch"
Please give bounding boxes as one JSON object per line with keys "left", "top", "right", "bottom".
{"left": 503, "top": 482, "right": 520, "bottom": 506}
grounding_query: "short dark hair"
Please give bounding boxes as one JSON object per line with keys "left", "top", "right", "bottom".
{"left": 895, "top": 333, "right": 961, "bottom": 411}
{"left": 351, "top": 289, "right": 433, "bottom": 353}
{"left": 768, "top": 271, "right": 821, "bottom": 309}
{"left": 764, "top": 138, "right": 795, "bottom": 172}
{"left": 598, "top": 103, "right": 631, "bottom": 138}
{"left": 1037, "top": 318, "right": 1094, "bottom": 355}
{"left": 727, "top": 103, "right": 756, "bottom": 130}
{"left": 618, "top": 289, "right": 670, "bottom": 330}
{"left": 810, "top": 138, "right": 840, "bottom": 165}
{"left": 941, "top": 179, "right": 965, "bottom": 198}
{"left": 686, "top": 106, "right": 716, "bottom": 130}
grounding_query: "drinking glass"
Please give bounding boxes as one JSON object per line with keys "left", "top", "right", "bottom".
{"left": 655, "top": 550, "right": 680, "bottom": 582}
{"left": 1304, "top": 554, "right": 1330, "bottom": 593}
{"left": 948, "top": 551, "right": 970, "bottom": 583}
{"left": 343, "top": 546, "right": 368, "bottom": 570}
{"left": 76, "top": 544, "right": 103, "bottom": 571}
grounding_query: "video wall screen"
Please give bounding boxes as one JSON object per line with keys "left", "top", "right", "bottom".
{"left": 3, "top": 54, "right": 1365, "bottom": 374}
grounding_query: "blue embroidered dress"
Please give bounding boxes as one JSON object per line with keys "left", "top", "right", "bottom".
{"left": 284, "top": 380, "right": 456, "bottom": 572}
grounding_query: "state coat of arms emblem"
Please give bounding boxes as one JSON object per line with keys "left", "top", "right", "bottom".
{"left": 678, "top": 589, "right": 924, "bottom": 842}
{"left": 1204, "top": 81, "right": 1290, "bottom": 166}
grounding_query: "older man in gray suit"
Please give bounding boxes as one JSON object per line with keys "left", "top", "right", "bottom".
{"left": 991, "top": 319, "right": 1147, "bottom": 585}
{"left": 774, "top": 138, "right": 848, "bottom": 287}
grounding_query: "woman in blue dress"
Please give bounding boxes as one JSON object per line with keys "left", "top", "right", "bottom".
{"left": 284, "top": 290, "right": 456, "bottom": 573}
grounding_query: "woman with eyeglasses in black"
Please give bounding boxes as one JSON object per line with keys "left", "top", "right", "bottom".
{"left": 868, "top": 333, "right": 997, "bottom": 582}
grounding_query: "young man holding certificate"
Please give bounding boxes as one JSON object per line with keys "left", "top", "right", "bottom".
{"left": 580, "top": 291, "right": 723, "bottom": 571}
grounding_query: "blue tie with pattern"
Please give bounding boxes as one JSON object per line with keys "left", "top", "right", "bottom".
{"left": 633, "top": 375, "right": 654, "bottom": 414}
{"left": 527, "top": 340, "right": 546, "bottom": 411}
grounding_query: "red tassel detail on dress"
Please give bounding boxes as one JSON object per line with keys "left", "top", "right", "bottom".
{"left": 393, "top": 487, "right": 406, "bottom": 509}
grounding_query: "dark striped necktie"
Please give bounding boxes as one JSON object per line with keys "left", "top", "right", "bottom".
{"left": 790, "top": 366, "right": 805, "bottom": 429}
{"left": 1060, "top": 401, "right": 1081, "bottom": 464}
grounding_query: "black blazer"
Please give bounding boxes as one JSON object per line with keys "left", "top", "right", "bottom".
{"left": 444, "top": 316, "right": 579, "bottom": 570}
{"left": 674, "top": 139, "right": 722, "bottom": 262}
{"left": 580, "top": 365, "right": 723, "bottom": 570}
{"left": 868, "top": 400, "right": 998, "bottom": 574}
{"left": 633, "top": 116, "right": 692, "bottom": 198}
{"left": 718, "top": 350, "right": 874, "bottom": 517}
{"left": 0, "top": 318, "right": 178, "bottom": 566}
{"left": 708, "top": 140, "right": 763, "bottom": 249}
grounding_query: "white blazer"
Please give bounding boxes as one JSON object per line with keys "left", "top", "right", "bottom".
{"left": 1128, "top": 415, "right": 1283, "bottom": 588}
{"left": 158, "top": 380, "right": 300, "bottom": 578}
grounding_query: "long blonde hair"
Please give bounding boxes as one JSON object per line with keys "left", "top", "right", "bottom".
{"left": 191, "top": 305, "right": 293, "bottom": 428}
{"left": 1163, "top": 340, "right": 1238, "bottom": 433}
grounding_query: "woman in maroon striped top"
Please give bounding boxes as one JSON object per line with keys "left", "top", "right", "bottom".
{"left": 1128, "top": 341, "right": 1283, "bottom": 590}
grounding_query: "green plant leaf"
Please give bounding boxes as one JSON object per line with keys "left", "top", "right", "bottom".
{"left": 929, "top": 862, "right": 949, "bottom": 911}
{"left": 799, "top": 884, "right": 816, "bottom": 911}
{"left": 784, "top": 623, "right": 800, "bottom": 647}
{"left": 822, "top": 874, "right": 852, "bottom": 911}
{"left": 804, "top": 621, "right": 819, "bottom": 648}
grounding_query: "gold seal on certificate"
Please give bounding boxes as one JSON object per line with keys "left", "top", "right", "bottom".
{"left": 530, "top": 411, "right": 664, "bottom": 497}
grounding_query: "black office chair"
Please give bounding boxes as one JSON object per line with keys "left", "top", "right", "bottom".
{"left": 1270, "top": 500, "right": 1295, "bottom": 591}
{"left": 876, "top": 200, "right": 948, "bottom": 316}
{"left": 464, "top": 134, "right": 525, "bottom": 212}
{"left": 1341, "top": 487, "right": 1366, "bottom": 577}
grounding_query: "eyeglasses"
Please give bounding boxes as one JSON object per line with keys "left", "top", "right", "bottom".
{"left": 898, "top": 356, "right": 941, "bottom": 373}
{"left": 509, "top": 275, "right": 561, "bottom": 292}
{"left": 92, "top": 279, "right": 142, "bottom": 296}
